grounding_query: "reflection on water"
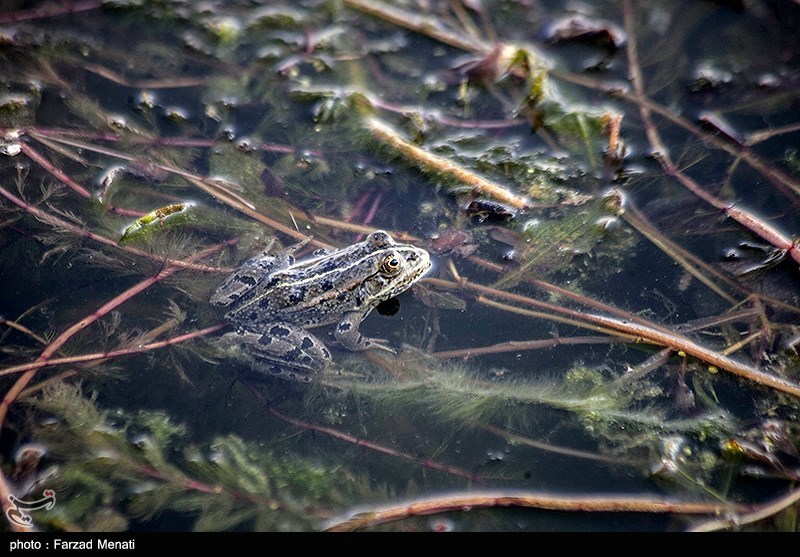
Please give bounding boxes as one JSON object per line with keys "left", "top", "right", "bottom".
{"left": 0, "top": 0, "right": 799, "bottom": 532}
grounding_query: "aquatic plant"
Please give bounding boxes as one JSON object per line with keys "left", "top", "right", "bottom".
{"left": 0, "top": 0, "right": 798, "bottom": 532}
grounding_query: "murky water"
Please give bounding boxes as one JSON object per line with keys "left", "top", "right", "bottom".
{"left": 1, "top": 0, "right": 799, "bottom": 532}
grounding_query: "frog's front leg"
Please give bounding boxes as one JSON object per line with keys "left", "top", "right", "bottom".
{"left": 334, "top": 311, "right": 394, "bottom": 354}
{"left": 215, "top": 322, "right": 332, "bottom": 374}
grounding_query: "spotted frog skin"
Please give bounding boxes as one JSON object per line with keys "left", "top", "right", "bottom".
{"left": 211, "top": 231, "right": 431, "bottom": 379}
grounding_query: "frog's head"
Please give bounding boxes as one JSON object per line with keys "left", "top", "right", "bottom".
{"left": 361, "top": 231, "right": 431, "bottom": 304}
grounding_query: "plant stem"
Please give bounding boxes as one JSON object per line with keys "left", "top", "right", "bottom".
{"left": 18, "top": 141, "right": 144, "bottom": 218}
{"left": 0, "top": 0, "right": 102, "bottom": 24}
{"left": 432, "top": 335, "right": 621, "bottom": 360}
{"left": 31, "top": 127, "right": 303, "bottom": 154}
{"left": 689, "top": 487, "right": 800, "bottom": 532}
{"left": 479, "top": 424, "right": 630, "bottom": 465}
{"left": 1, "top": 318, "right": 48, "bottom": 345}
{"left": 325, "top": 490, "right": 742, "bottom": 531}
{"left": 82, "top": 63, "right": 206, "bottom": 89}
{"left": 18, "top": 141, "right": 90, "bottom": 198}
{"left": 746, "top": 121, "right": 800, "bottom": 145}
{"left": 0, "top": 325, "right": 225, "bottom": 378}
{"left": 344, "top": 0, "right": 491, "bottom": 55}
{"left": 425, "top": 276, "right": 800, "bottom": 399}
{"left": 364, "top": 116, "right": 532, "bottom": 210}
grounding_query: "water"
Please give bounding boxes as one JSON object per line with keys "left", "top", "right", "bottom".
{"left": 0, "top": 0, "right": 799, "bottom": 532}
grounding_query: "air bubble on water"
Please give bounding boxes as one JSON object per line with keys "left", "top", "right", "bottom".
{"left": 207, "top": 450, "right": 226, "bottom": 465}
{"left": 164, "top": 107, "right": 190, "bottom": 123}
{"left": 136, "top": 90, "right": 157, "bottom": 110}
{"left": 0, "top": 142, "right": 21, "bottom": 156}
{"left": 486, "top": 449, "right": 505, "bottom": 462}
{"left": 107, "top": 115, "right": 128, "bottom": 130}
{"left": 38, "top": 416, "right": 61, "bottom": 427}
{"left": 128, "top": 434, "right": 154, "bottom": 450}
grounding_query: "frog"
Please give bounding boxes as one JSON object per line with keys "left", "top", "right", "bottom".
{"left": 210, "top": 230, "right": 431, "bottom": 380}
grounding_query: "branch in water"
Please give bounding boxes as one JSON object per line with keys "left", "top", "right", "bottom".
{"left": 325, "top": 490, "right": 744, "bottom": 531}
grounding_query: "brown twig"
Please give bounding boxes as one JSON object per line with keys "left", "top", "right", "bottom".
{"left": 0, "top": 0, "right": 102, "bottom": 24}
{"left": 1, "top": 318, "right": 48, "bottom": 345}
{"left": 31, "top": 127, "right": 304, "bottom": 154}
{"left": 463, "top": 254, "right": 677, "bottom": 333}
{"left": 0, "top": 325, "right": 225, "bottom": 378}
{"left": 365, "top": 117, "right": 532, "bottom": 210}
{"left": 425, "top": 276, "right": 800, "bottom": 399}
{"left": 653, "top": 148, "right": 800, "bottom": 266}
{"left": 81, "top": 63, "right": 206, "bottom": 89}
{"left": 343, "top": 0, "right": 491, "bottom": 55}
{"left": 17, "top": 141, "right": 144, "bottom": 218}
{"left": 689, "top": 487, "right": 800, "bottom": 532}
{"left": 325, "top": 490, "right": 743, "bottom": 531}
{"left": 432, "top": 335, "right": 621, "bottom": 360}
{"left": 479, "top": 424, "right": 629, "bottom": 465}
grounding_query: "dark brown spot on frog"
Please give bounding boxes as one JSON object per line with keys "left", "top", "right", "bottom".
{"left": 283, "top": 347, "right": 302, "bottom": 361}
{"left": 269, "top": 325, "right": 291, "bottom": 337}
{"left": 239, "top": 275, "right": 257, "bottom": 286}
{"left": 268, "top": 365, "right": 283, "bottom": 375}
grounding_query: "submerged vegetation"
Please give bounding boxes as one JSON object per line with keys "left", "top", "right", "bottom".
{"left": 0, "top": 0, "right": 799, "bottom": 532}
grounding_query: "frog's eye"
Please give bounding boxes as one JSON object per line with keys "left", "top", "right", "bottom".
{"left": 380, "top": 254, "right": 402, "bottom": 275}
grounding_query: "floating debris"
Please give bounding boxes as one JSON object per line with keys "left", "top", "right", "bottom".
{"left": 96, "top": 165, "right": 126, "bottom": 206}
{"left": 120, "top": 202, "right": 197, "bottom": 244}
{"left": 463, "top": 198, "right": 518, "bottom": 222}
